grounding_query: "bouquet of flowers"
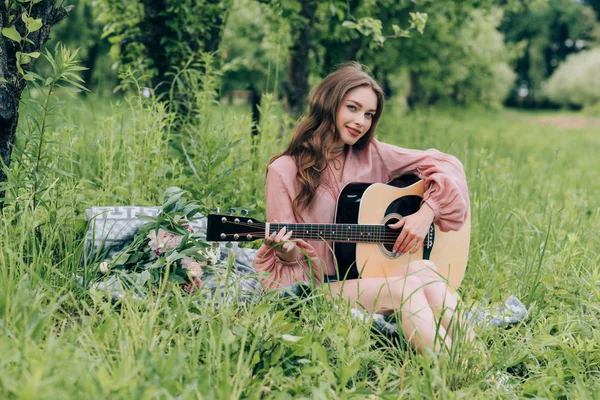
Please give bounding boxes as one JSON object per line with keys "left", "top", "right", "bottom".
{"left": 97, "top": 187, "right": 220, "bottom": 293}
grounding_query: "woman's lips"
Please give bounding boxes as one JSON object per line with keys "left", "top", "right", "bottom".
{"left": 346, "top": 126, "right": 361, "bottom": 137}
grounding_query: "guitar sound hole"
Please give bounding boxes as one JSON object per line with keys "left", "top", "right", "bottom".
{"left": 382, "top": 217, "right": 400, "bottom": 253}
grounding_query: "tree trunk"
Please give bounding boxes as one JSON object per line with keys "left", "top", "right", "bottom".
{"left": 0, "top": 2, "right": 72, "bottom": 201}
{"left": 81, "top": 41, "right": 99, "bottom": 91}
{"left": 0, "top": 88, "right": 18, "bottom": 189}
{"left": 139, "top": 0, "right": 171, "bottom": 98}
{"left": 407, "top": 69, "right": 422, "bottom": 110}
{"left": 285, "top": 0, "right": 318, "bottom": 119}
{"left": 249, "top": 85, "right": 262, "bottom": 137}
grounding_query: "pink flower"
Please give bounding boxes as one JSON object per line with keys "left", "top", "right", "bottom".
{"left": 182, "top": 276, "right": 202, "bottom": 294}
{"left": 181, "top": 257, "right": 206, "bottom": 278}
{"left": 147, "top": 228, "right": 182, "bottom": 256}
{"left": 180, "top": 221, "right": 195, "bottom": 233}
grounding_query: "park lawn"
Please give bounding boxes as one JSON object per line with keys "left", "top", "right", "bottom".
{"left": 0, "top": 92, "right": 598, "bottom": 399}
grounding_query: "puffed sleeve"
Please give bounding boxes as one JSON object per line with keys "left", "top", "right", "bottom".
{"left": 253, "top": 159, "right": 323, "bottom": 289}
{"left": 373, "top": 139, "right": 470, "bottom": 232}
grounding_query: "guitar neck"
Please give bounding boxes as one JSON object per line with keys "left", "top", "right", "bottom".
{"left": 267, "top": 223, "right": 395, "bottom": 244}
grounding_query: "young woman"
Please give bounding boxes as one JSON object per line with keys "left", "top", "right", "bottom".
{"left": 254, "top": 63, "right": 472, "bottom": 353}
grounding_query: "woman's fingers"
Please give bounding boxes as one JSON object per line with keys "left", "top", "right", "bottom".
{"left": 282, "top": 240, "right": 297, "bottom": 253}
{"left": 409, "top": 237, "right": 422, "bottom": 254}
{"left": 390, "top": 218, "right": 406, "bottom": 255}
{"left": 391, "top": 219, "right": 423, "bottom": 254}
{"left": 393, "top": 230, "right": 407, "bottom": 255}
{"left": 388, "top": 218, "right": 406, "bottom": 230}
{"left": 265, "top": 230, "right": 277, "bottom": 246}
{"left": 274, "top": 226, "right": 287, "bottom": 242}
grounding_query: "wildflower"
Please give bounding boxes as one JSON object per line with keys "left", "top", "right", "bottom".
{"left": 148, "top": 228, "right": 182, "bottom": 256}
{"left": 182, "top": 276, "right": 202, "bottom": 294}
{"left": 99, "top": 261, "right": 110, "bottom": 274}
{"left": 181, "top": 256, "right": 206, "bottom": 278}
{"left": 205, "top": 246, "right": 220, "bottom": 265}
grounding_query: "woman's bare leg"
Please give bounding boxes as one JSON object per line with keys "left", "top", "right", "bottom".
{"left": 395, "top": 260, "right": 473, "bottom": 341}
{"left": 322, "top": 276, "right": 451, "bottom": 352}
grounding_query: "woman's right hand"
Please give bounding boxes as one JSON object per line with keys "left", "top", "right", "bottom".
{"left": 264, "top": 219, "right": 298, "bottom": 262}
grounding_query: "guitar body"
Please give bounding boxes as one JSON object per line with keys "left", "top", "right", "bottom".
{"left": 334, "top": 176, "right": 470, "bottom": 288}
{"left": 206, "top": 174, "right": 470, "bottom": 289}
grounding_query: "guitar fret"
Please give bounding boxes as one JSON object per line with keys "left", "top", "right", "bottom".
{"left": 268, "top": 222, "right": 396, "bottom": 244}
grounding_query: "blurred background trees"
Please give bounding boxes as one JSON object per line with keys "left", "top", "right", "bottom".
{"left": 39, "top": 0, "right": 600, "bottom": 114}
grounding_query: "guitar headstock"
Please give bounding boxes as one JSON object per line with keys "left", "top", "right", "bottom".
{"left": 206, "top": 213, "right": 264, "bottom": 242}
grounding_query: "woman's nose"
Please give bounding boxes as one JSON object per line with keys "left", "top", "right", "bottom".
{"left": 354, "top": 114, "right": 364, "bottom": 126}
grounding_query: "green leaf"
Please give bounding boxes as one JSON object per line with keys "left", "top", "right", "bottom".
{"left": 135, "top": 270, "right": 151, "bottom": 286}
{"left": 2, "top": 26, "right": 22, "bottom": 43}
{"left": 29, "top": 52, "right": 41, "bottom": 59}
{"left": 25, "top": 17, "right": 43, "bottom": 33}
{"left": 409, "top": 12, "right": 428, "bottom": 35}
{"left": 16, "top": 52, "right": 32, "bottom": 65}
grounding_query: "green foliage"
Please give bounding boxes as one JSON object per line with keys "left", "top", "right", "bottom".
{"left": 500, "top": 0, "right": 599, "bottom": 106}
{"left": 1, "top": 95, "right": 600, "bottom": 396}
{"left": 1, "top": 44, "right": 86, "bottom": 212}
{"left": 342, "top": 10, "right": 428, "bottom": 47}
{"left": 43, "top": 0, "right": 116, "bottom": 90}
{"left": 220, "top": 0, "right": 291, "bottom": 95}
{"left": 1, "top": 1, "right": 46, "bottom": 82}
{"left": 544, "top": 48, "right": 600, "bottom": 108}
{"left": 93, "top": 0, "right": 233, "bottom": 90}
{"left": 73, "top": 71, "right": 183, "bottom": 205}
{"left": 387, "top": 4, "right": 517, "bottom": 107}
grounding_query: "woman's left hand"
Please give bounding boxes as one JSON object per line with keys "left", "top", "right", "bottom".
{"left": 388, "top": 203, "right": 435, "bottom": 255}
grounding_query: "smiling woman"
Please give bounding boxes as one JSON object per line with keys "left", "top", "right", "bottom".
{"left": 334, "top": 86, "right": 379, "bottom": 147}
{"left": 254, "top": 62, "right": 472, "bottom": 353}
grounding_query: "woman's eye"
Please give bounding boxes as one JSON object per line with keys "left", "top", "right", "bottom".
{"left": 347, "top": 105, "right": 356, "bottom": 111}
{"left": 365, "top": 113, "right": 374, "bottom": 119}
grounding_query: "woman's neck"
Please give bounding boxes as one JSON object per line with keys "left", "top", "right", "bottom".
{"left": 327, "top": 144, "right": 346, "bottom": 159}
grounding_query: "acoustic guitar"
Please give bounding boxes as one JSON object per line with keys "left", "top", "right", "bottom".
{"left": 207, "top": 175, "right": 470, "bottom": 288}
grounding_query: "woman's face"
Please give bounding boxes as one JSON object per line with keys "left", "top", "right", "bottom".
{"left": 333, "top": 86, "right": 378, "bottom": 148}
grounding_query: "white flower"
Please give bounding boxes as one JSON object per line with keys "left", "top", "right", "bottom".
{"left": 99, "top": 261, "right": 110, "bottom": 274}
{"left": 205, "top": 246, "right": 220, "bottom": 265}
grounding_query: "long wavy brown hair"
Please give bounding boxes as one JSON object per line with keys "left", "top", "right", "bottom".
{"left": 270, "top": 62, "right": 385, "bottom": 220}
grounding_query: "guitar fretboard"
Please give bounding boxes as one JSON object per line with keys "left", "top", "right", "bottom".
{"left": 267, "top": 223, "right": 399, "bottom": 244}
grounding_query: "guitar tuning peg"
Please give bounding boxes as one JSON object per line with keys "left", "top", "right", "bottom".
{"left": 227, "top": 208, "right": 236, "bottom": 215}
{"left": 214, "top": 207, "right": 221, "bottom": 213}
{"left": 241, "top": 209, "right": 248, "bottom": 216}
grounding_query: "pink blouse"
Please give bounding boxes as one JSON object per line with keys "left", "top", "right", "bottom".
{"left": 253, "top": 139, "right": 470, "bottom": 289}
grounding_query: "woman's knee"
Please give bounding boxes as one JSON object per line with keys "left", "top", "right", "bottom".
{"left": 386, "top": 276, "right": 425, "bottom": 306}
{"left": 407, "top": 260, "right": 445, "bottom": 284}
{"left": 407, "top": 259, "right": 437, "bottom": 274}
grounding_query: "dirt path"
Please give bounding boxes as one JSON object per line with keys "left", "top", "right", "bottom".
{"left": 531, "top": 115, "right": 600, "bottom": 129}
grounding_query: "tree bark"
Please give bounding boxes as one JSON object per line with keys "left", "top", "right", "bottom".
{"left": 139, "top": 0, "right": 171, "bottom": 97}
{"left": 285, "top": 0, "right": 318, "bottom": 119}
{"left": 249, "top": 85, "right": 262, "bottom": 137}
{"left": 0, "top": 2, "right": 72, "bottom": 200}
{"left": 407, "top": 69, "right": 422, "bottom": 110}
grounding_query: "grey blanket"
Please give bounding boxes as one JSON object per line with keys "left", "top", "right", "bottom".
{"left": 84, "top": 206, "right": 527, "bottom": 341}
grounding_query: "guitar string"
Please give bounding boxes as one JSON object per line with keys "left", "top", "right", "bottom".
{"left": 217, "top": 232, "right": 411, "bottom": 245}
{"left": 220, "top": 220, "right": 414, "bottom": 240}
{"left": 217, "top": 220, "right": 429, "bottom": 244}
{"left": 221, "top": 220, "right": 399, "bottom": 239}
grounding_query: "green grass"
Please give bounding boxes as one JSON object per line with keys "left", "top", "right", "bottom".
{"left": 0, "top": 87, "right": 598, "bottom": 398}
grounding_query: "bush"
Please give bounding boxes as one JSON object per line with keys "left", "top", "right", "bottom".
{"left": 400, "top": 7, "right": 517, "bottom": 108}
{"left": 544, "top": 48, "right": 600, "bottom": 108}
